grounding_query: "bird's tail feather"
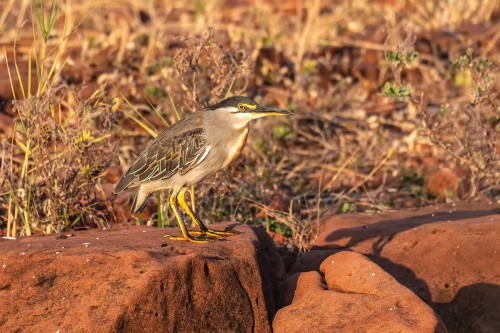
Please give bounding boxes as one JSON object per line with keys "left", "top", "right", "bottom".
{"left": 114, "top": 174, "right": 136, "bottom": 193}
{"left": 131, "top": 189, "right": 152, "bottom": 214}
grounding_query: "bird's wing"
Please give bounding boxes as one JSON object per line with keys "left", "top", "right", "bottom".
{"left": 114, "top": 114, "right": 209, "bottom": 192}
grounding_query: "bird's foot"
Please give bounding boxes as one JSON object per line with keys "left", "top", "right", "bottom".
{"left": 190, "top": 229, "right": 240, "bottom": 238}
{"left": 164, "top": 234, "right": 221, "bottom": 243}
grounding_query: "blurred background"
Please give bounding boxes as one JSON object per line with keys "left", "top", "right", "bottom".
{"left": 0, "top": 0, "right": 499, "bottom": 250}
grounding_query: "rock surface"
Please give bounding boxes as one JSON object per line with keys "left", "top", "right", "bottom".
{"left": 0, "top": 223, "right": 285, "bottom": 333}
{"left": 274, "top": 251, "right": 446, "bottom": 333}
{"left": 290, "top": 203, "right": 500, "bottom": 333}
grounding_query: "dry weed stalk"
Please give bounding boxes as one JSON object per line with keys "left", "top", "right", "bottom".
{"left": 249, "top": 198, "right": 320, "bottom": 253}
{"left": 419, "top": 51, "right": 499, "bottom": 196}
{"left": 1, "top": 85, "right": 116, "bottom": 235}
{"left": 172, "top": 28, "right": 251, "bottom": 108}
{"left": 407, "top": 0, "right": 500, "bottom": 30}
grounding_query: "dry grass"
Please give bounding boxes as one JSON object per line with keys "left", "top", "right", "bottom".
{"left": 0, "top": 0, "right": 498, "bottom": 251}
{"left": 1, "top": 85, "right": 116, "bottom": 236}
{"left": 420, "top": 50, "right": 499, "bottom": 197}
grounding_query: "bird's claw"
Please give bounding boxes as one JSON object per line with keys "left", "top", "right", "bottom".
{"left": 163, "top": 227, "right": 239, "bottom": 243}
{"left": 166, "top": 234, "right": 222, "bottom": 243}
{"left": 190, "top": 229, "right": 240, "bottom": 238}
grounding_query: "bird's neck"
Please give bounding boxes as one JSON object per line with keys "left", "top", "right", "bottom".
{"left": 203, "top": 110, "right": 250, "bottom": 133}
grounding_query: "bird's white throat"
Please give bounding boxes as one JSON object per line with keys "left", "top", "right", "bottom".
{"left": 212, "top": 107, "right": 256, "bottom": 130}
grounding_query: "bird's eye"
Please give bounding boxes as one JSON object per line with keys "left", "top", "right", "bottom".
{"left": 237, "top": 104, "right": 245, "bottom": 111}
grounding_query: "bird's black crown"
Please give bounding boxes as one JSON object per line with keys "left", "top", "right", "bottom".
{"left": 208, "top": 96, "right": 257, "bottom": 111}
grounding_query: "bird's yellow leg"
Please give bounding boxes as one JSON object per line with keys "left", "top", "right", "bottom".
{"left": 167, "top": 193, "right": 214, "bottom": 243}
{"left": 177, "top": 187, "right": 240, "bottom": 238}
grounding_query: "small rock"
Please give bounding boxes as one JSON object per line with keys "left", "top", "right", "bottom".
{"left": 273, "top": 252, "right": 446, "bottom": 333}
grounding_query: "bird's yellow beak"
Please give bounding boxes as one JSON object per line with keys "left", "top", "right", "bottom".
{"left": 248, "top": 106, "right": 293, "bottom": 118}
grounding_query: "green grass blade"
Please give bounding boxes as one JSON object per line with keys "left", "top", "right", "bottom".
{"left": 167, "top": 90, "right": 181, "bottom": 120}
{"left": 4, "top": 47, "right": 17, "bottom": 100}
{"left": 28, "top": 47, "right": 32, "bottom": 98}
{"left": 145, "top": 96, "right": 169, "bottom": 127}
{"left": 13, "top": 40, "right": 26, "bottom": 99}
{"left": 224, "top": 77, "right": 235, "bottom": 99}
{"left": 157, "top": 191, "right": 163, "bottom": 228}
{"left": 6, "top": 180, "right": 29, "bottom": 235}
{"left": 121, "top": 94, "right": 158, "bottom": 137}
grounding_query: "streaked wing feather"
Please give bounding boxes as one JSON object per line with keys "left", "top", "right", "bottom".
{"left": 114, "top": 113, "right": 207, "bottom": 192}
{"left": 133, "top": 127, "right": 208, "bottom": 184}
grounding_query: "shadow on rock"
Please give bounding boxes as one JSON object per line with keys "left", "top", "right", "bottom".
{"left": 324, "top": 208, "right": 499, "bottom": 255}
{"left": 280, "top": 204, "right": 500, "bottom": 333}
{"left": 433, "top": 283, "right": 500, "bottom": 333}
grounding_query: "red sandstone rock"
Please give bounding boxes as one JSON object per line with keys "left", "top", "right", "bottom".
{"left": 273, "top": 251, "right": 446, "bottom": 333}
{"left": 0, "top": 223, "right": 285, "bottom": 333}
{"left": 291, "top": 203, "right": 500, "bottom": 333}
{"left": 426, "top": 167, "right": 469, "bottom": 198}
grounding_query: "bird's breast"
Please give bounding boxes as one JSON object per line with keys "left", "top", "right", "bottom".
{"left": 222, "top": 126, "right": 249, "bottom": 168}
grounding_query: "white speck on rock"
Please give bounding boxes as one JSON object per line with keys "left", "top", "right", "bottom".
{"left": 83, "top": 243, "right": 90, "bottom": 247}
{"left": 371, "top": 273, "right": 375, "bottom": 276}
